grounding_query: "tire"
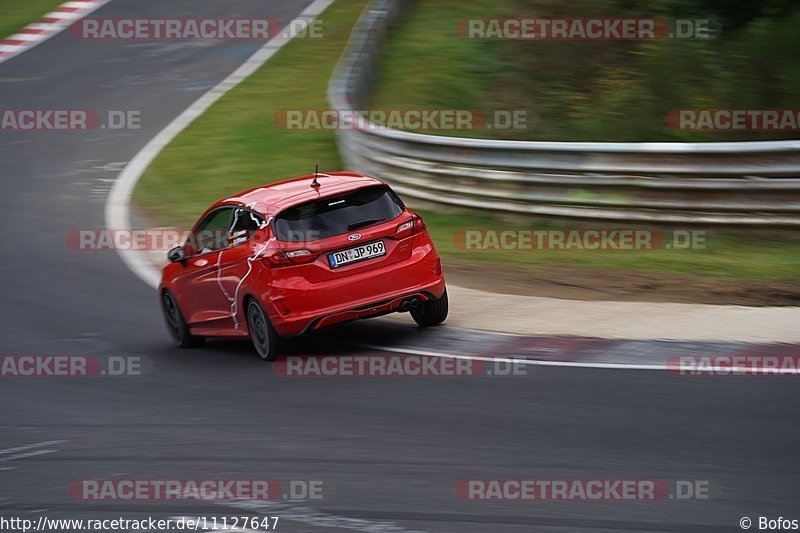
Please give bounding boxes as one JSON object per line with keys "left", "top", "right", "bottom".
{"left": 246, "top": 299, "right": 280, "bottom": 361}
{"left": 410, "top": 288, "right": 449, "bottom": 327}
{"left": 161, "top": 290, "right": 204, "bottom": 348}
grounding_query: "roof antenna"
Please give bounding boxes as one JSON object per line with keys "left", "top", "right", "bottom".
{"left": 311, "top": 164, "right": 320, "bottom": 188}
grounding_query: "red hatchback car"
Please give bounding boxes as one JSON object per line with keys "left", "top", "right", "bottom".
{"left": 159, "top": 172, "right": 448, "bottom": 360}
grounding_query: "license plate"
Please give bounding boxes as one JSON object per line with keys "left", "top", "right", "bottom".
{"left": 329, "top": 240, "right": 386, "bottom": 268}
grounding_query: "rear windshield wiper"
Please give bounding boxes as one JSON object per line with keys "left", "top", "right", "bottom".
{"left": 347, "top": 218, "right": 385, "bottom": 231}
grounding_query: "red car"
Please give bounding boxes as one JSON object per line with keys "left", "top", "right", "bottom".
{"left": 159, "top": 171, "right": 448, "bottom": 360}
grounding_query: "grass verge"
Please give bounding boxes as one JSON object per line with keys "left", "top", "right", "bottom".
{"left": 0, "top": 0, "right": 66, "bottom": 39}
{"left": 418, "top": 210, "right": 800, "bottom": 281}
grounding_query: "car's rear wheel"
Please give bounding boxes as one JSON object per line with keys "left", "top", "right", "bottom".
{"left": 246, "top": 299, "right": 279, "bottom": 361}
{"left": 161, "top": 290, "right": 204, "bottom": 348}
{"left": 410, "top": 288, "right": 448, "bottom": 327}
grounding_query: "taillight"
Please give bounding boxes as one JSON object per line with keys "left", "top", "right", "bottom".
{"left": 395, "top": 214, "right": 425, "bottom": 239}
{"left": 396, "top": 220, "right": 414, "bottom": 233}
{"left": 265, "top": 248, "right": 317, "bottom": 267}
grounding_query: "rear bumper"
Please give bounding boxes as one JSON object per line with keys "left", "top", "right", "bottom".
{"left": 299, "top": 288, "right": 440, "bottom": 335}
{"left": 265, "top": 239, "right": 445, "bottom": 337}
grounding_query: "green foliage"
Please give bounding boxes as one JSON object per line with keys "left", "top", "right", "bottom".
{"left": 0, "top": 0, "right": 65, "bottom": 39}
{"left": 370, "top": 0, "right": 800, "bottom": 141}
{"left": 418, "top": 209, "right": 800, "bottom": 280}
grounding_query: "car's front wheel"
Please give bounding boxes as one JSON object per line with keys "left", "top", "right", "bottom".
{"left": 160, "top": 290, "right": 204, "bottom": 348}
{"left": 411, "top": 288, "right": 449, "bottom": 327}
{"left": 246, "top": 299, "right": 280, "bottom": 361}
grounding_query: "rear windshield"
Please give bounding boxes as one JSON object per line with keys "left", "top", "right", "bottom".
{"left": 272, "top": 185, "right": 404, "bottom": 242}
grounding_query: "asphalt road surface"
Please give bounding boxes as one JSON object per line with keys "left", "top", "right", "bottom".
{"left": 1, "top": 1, "right": 798, "bottom": 531}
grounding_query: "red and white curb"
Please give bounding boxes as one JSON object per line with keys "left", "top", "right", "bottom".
{"left": 0, "top": 0, "right": 112, "bottom": 65}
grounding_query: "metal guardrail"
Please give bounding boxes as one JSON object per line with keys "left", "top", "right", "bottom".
{"left": 327, "top": 0, "right": 800, "bottom": 225}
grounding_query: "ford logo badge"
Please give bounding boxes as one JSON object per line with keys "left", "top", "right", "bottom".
{"left": 348, "top": 233, "right": 362, "bottom": 241}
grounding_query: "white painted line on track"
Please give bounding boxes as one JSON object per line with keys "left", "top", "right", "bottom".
{"left": 0, "top": 449, "right": 60, "bottom": 463}
{"left": 105, "top": 0, "right": 336, "bottom": 291}
{"left": 0, "top": 441, "right": 66, "bottom": 464}
{"left": 355, "top": 343, "right": 670, "bottom": 371}
{"left": 0, "top": 440, "right": 66, "bottom": 456}
{"left": 355, "top": 343, "right": 800, "bottom": 373}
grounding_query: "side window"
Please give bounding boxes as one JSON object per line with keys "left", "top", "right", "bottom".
{"left": 192, "top": 207, "right": 233, "bottom": 253}
{"left": 229, "top": 208, "right": 265, "bottom": 247}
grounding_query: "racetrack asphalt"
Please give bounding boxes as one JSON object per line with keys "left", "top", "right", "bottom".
{"left": 0, "top": 1, "right": 798, "bottom": 531}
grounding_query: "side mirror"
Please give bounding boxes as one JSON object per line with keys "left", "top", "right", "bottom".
{"left": 167, "top": 246, "right": 186, "bottom": 263}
